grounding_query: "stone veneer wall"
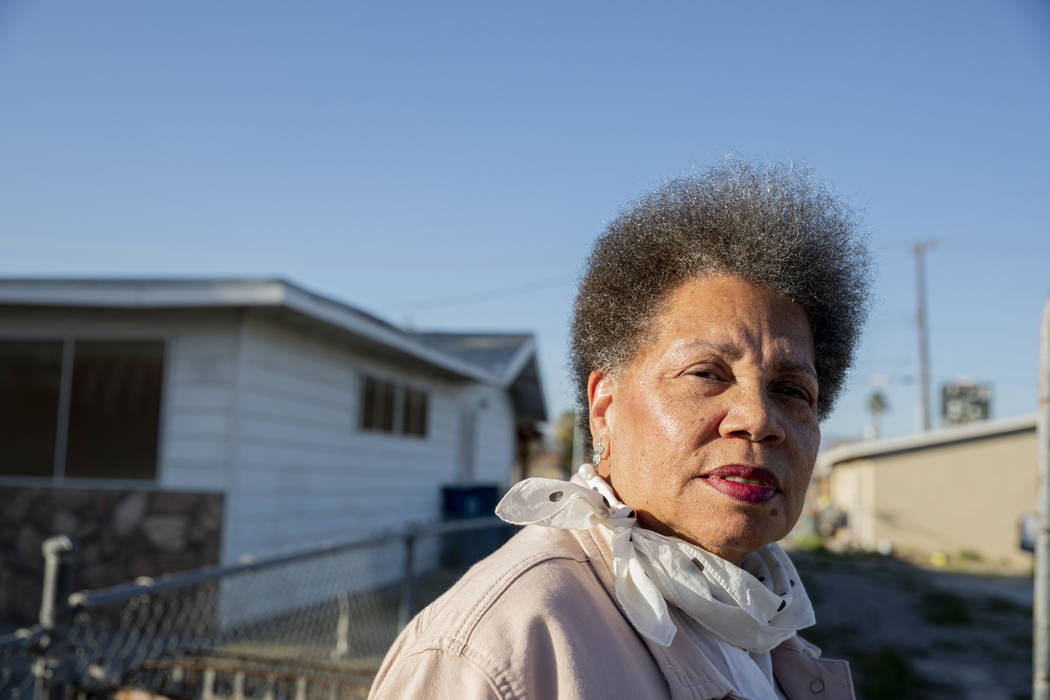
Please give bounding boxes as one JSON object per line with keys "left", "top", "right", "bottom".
{"left": 1, "top": 486, "right": 224, "bottom": 625}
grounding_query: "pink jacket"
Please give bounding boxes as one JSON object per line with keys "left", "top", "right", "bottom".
{"left": 369, "top": 524, "right": 854, "bottom": 699}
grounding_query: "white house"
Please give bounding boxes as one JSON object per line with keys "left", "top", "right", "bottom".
{"left": 0, "top": 278, "right": 546, "bottom": 597}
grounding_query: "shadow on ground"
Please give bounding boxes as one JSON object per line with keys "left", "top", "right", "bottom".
{"left": 791, "top": 549, "right": 1031, "bottom": 700}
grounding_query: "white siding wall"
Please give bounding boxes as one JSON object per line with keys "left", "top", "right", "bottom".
{"left": 222, "top": 313, "right": 513, "bottom": 565}
{"left": 161, "top": 321, "right": 240, "bottom": 491}
{"left": 456, "top": 384, "right": 516, "bottom": 485}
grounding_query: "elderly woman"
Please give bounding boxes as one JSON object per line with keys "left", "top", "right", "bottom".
{"left": 369, "top": 161, "right": 870, "bottom": 700}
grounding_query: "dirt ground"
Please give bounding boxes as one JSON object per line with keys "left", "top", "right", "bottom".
{"left": 3, "top": 548, "right": 1032, "bottom": 700}
{"left": 790, "top": 549, "right": 1032, "bottom": 700}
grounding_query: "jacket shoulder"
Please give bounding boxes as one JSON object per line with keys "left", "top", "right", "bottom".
{"left": 409, "top": 525, "right": 596, "bottom": 649}
{"left": 370, "top": 525, "right": 667, "bottom": 699}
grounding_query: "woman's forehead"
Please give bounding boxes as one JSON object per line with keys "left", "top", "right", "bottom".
{"left": 636, "top": 277, "right": 816, "bottom": 365}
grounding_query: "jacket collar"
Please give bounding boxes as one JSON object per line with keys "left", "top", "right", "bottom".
{"left": 771, "top": 637, "right": 856, "bottom": 700}
{"left": 573, "top": 523, "right": 855, "bottom": 700}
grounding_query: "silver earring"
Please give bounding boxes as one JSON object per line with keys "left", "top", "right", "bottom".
{"left": 592, "top": 439, "right": 605, "bottom": 466}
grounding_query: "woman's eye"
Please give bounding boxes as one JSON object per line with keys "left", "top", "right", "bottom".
{"left": 776, "top": 384, "right": 813, "bottom": 403}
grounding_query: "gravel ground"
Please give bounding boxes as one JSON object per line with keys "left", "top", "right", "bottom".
{"left": 790, "top": 550, "right": 1032, "bottom": 700}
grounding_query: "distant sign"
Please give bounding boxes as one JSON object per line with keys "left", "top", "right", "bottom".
{"left": 941, "top": 381, "right": 991, "bottom": 426}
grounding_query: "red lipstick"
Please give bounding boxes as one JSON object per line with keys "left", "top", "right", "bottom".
{"left": 702, "top": 465, "right": 779, "bottom": 504}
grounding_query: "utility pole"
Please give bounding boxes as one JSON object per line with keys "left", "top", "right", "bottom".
{"left": 571, "top": 410, "right": 585, "bottom": 469}
{"left": 914, "top": 240, "right": 935, "bottom": 432}
{"left": 1035, "top": 296, "right": 1050, "bottom": 700}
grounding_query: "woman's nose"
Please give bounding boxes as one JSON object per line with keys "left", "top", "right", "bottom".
{"left": 718, "top": 385, "right": 786, "bottom": 444}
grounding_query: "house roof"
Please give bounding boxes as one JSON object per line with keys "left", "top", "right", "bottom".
{"left": 0, "top": 277, "right": 547, "bottom": 420}
{"left": 411, "top": 332, "right": 547, "bottom": 421}
{"left": 409, "top": 332, "right": 534, "bottom": 384}
{"left": 819, "top": 413, "right": 1038, "bottom": 469}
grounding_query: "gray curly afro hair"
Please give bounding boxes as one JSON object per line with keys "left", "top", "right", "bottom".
{"left": 571, "top": 160, "right": 872, "bottom": 436}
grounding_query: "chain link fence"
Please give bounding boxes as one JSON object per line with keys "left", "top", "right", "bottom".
{"left": 0, "top": 517, "right": 516, "bottom": 699}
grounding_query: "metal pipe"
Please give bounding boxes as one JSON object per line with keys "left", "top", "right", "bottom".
{"left": 35, "top": 535, "right": 76, "bottom": 700}
{"left": 1035, "top": 296, "right": 1050, "bottom": 700}
{"left": 39, "top": 535, "right": 76, "bottom": 629}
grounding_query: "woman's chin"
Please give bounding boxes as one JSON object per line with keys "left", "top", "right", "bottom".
{"left": 668, "top": 516, "right": 792, "bottom": 565}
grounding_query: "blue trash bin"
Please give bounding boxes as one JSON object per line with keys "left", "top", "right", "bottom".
{"left": 441, "top": 485, "right": 504, "bottom": 567}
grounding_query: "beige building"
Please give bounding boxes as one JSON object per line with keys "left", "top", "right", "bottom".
{"left": 819, "top": 414, "right": 1037, "bottom": 570}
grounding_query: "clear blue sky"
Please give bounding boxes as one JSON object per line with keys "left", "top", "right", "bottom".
{"left": 2, "top": 0, "right": 1048, "bottom": 444}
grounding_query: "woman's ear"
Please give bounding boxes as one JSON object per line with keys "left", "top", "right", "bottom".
{"left": 587, "top": 369, "right": 614, "bottom": 448}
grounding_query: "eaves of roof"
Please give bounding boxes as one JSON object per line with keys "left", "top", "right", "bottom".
{"left": 407, "top": 331, "right": 547, "bottom": 421}
{"left": 819, "top": 413, "right": 1038, "bottom": 469}
{"left": 0, "top": 277, "right": 501, "bottom": 385}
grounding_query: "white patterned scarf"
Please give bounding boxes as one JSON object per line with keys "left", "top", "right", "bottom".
{"left": 495, "top": 464, "right": 815, "bottom": 652}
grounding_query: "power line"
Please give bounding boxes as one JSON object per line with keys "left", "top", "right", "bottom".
{"left": 382, "top": 274, "right": 576, "bottom": 311}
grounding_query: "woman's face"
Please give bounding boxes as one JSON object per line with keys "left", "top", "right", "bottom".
{"left": 588, "top": 276, "right": 820, "bottom": 565}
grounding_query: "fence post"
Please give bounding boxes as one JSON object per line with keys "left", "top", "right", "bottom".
{"left": 397, "top": 525, "right": 418, "bottom": 629}
{"left": 332, "top": 592, "right": 350, "bottom": 659}
{"left": 1036, "top": 297, "right": 1050, "bottom": 700}
{"left": 33, "top": 535, "right": 77, "bottom": 700}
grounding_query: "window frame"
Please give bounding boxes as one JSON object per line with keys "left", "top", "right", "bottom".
{"left": 360, "top": 374, "right": 397, "bottom": 433}
{"left": 401, "top": 385, "right": 429, "bottom": 438}
{"left": 0, "top": 331, "right": 169, "bottom": 484}
{"left": 358, "top": 372, "right": 429, "bottom": 439}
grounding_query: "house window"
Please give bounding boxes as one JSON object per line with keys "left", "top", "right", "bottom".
{"left": 0, "top": 338, "right": 165, "bottom": 480}
{"left": 361, "top": 376, "right": 396, "bottom": 432}
{"left": 402, "top": 387, "right": 428, "bottom": 437}
{"left": 360, "top": 374, "right": 428, "bottom": 437}
{"left": 0, "top": 340, "right": 63, "bottom": 477}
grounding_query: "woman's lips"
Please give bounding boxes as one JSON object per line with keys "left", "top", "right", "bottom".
{"left": 701, "top": 465, "right": 779, "bottom": 504}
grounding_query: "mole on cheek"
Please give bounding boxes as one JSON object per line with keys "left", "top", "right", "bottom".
{"left": 770, "top": 509, "right": 778, "bottom": 517}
